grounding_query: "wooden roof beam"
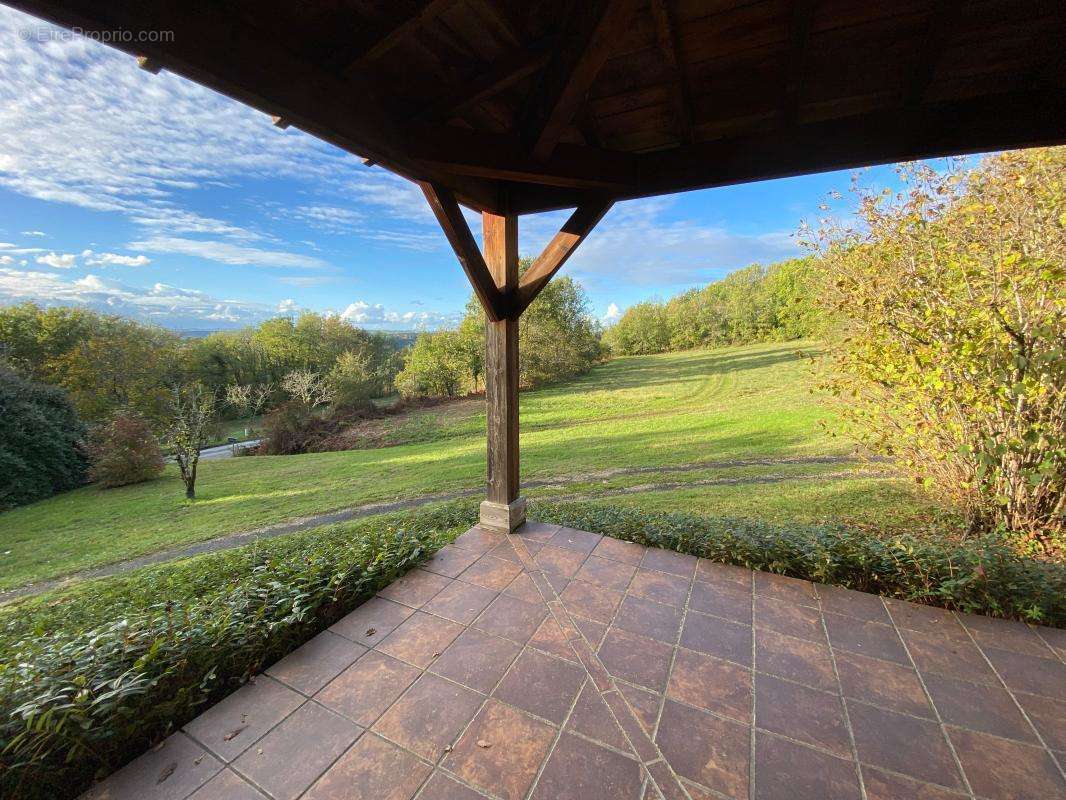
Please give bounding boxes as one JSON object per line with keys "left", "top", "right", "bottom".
{"left": 780, "top": 0, "right": 816, "bottom": 127}
{"left": 521, "top": 0, "right": 640, "bottom": 161}
{"left": 649, "top": 0, "right": 694, "bottom": 143}
{"left": 338, "top": 0, "right": 462, "bottom": 75}
{"left": 415, "top": 38, "right": 555, "bottom": 123}
{"left": 904, "top": 0, "right": 954, "bottom": 107}
{"left": 515, "top": 199, "right": 613, "bottom": 313}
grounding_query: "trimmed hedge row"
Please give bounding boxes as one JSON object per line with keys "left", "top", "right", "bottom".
{"left": 0, "top": 503, "right": 475, "bottom": 800}
{"left": 534, "top": 501, "right": 1066, "bottom": 626}
{"left": 2, "top": 499, "right": 1062, "bottom": 799}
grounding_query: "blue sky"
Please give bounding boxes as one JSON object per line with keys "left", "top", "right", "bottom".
{"left": 0, "top": 5, "right": 935, "bottom": 331}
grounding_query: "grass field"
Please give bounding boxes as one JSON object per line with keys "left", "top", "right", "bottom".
{"left": 0, "top": 341, "right": 947, "bottom": 591}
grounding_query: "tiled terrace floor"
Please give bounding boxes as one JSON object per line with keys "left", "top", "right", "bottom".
{"left": 84, "top": 522, "right": 1066, "bottom": 800}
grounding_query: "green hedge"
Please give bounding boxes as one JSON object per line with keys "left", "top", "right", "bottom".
{"left": 0, "top": 503, "right": 475, "bottom": 800}
{"left": 2, "top": 499, "right": 1062, "bottom": 800}
{"left": 534, "top": 501, "right": 1066, "bottom": 626}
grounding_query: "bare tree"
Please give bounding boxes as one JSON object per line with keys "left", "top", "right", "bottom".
{"left": 281, "top": 370, "right": 332, "bottom": 408}
{"left": 225, "top": 382, "right": 274, "bottom": 421}
{"left": 167, "top": 384, "right": 217, "bottom": 500}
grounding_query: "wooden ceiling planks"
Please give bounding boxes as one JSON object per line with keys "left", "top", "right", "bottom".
{"left": 7, "top": 0, "right": 1065, "bottom": 215}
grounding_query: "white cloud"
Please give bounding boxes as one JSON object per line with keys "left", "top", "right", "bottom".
{"left": 277, "top": 298, "right": 298, "bottom": 313}
{"left": 603, "top": 302, "right": 621, "bottom": 323}
{"left": 129, "top": 236, "right": 327, "bottom": 269}
{"left": 21, "top": 230, "right": 46, "bottom": 236}
{"left": 82, "top": 250, "right": 151, "bottom": 267}
{"left": 36, "top": 252, "right": 78, "bottom": 268}
{"left": 288, "top": 205, "right": 363, "bottom": 233}
{"left": 0, "top": 256, "right": 12, "bottom": 265}
{"left": 340, "top": 300, "right": 458, "bottom": 330}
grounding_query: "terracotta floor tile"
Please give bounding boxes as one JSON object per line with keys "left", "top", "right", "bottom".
{"left": 834, "top": 649, "right": 932, "bottom": 718}
{"left": 377, "top": 611, "right": 464, "bottom": 668}
{"left": 641, "top": 548, "right": 697, "bottom": 578}
{"left": 754, "top": 627, "right": 836, "bottom": 691}
{"left": 429, "top": 626, "right": 522, "bottom": 693}
{"left": 754, "top": 673, "right": 851, "bottom": 757}
{"left": 443, "top": 699, "right": 556, "bottom": 800}
{"left": 1014, "top": 691, "right": 1066, "bottom": 751}
{"left": 377, "top": 568, "right": 452, "bottom": 609}
{"left": 423, "top": 545, "right": 481, "bottom": 578}
{"left": 604, "top": 689, "right": 661, "bottom": 763}
{"left": 529, "top": 615, "right": 579, "bottom": 662}
{"left": 457, "top": 554, "right": 522, "bottom": 591}
{"left": 265, "top": 631, "right": 366, "bottom": 695}
{"left": 502, "top": 571, "right": 544, "bottom": 604}
{"left": 531, "top": 732, "right": 642, "bottom": 799}
{"left": 472, "top": 593, "right": 547, "bottom": 644}
{"left": 1035, "top": 624, "right": 1066, "bottom": 659}
{"left": 900, "top": 627, "right": 999, "bottom": 685}
{"left": 493, "top": 647, "right": 587, "bottom": 724}
{"left": 516, "top": 521, "right": 561, "bottom": 542}
{"left": 618, "top": 681, "right": 662, "bottom": 734}
{"left": 559, "top": 579, "right": 624, "bottom": 623}
{"left": 417, "top": 772, "right": 487, "bottom": 800}
{"left": 689, "top": 580, "right": 752, "bottom": 624}
{"left": 847, "top": 701, "right": 963, "bottom": 790}
{"left": 824, "top": 614, "right": 907, "bottom": 664}
{"left": 575, "top": 554, "right": 638, "bottom": 591}
{"left": 183, "top": 676, "right": 304, "bottom": 762}
{"left": 533, "top": 544, "right": 588, "bottom": 578}
{"left": 925, "top": 672, "right": 1038, "bottom": 742}
{"left": 680, "top": 611, "right": 752, "bottom": 667}
{"left": 566, "top": 680, "right": 631, "bottom": 750}
{"left": 599, "top": 628, "right": 674, "bottom": 691}
{"left": 315, "top": 651, "right": 421, "bottom": 727}
{"left": 303, "top": 733, "right": 431, "bottom": 800}
{"left": 329, "top": 596, "right": 414, "bottom": 647}
{"left": 950, "top": 727, "right": 1066, "bottom": 800}
{"left": 232, "top": 702, "right": 360, "bottom": 800}
{"left": 487, "top": 538, "right": 540, "bottom": 564}
{"left": 187, "top": 770, "right": 266, "bottom": 800}
{"left": 982, "top": 646, "right": 1066, "bottom": 698}
{"left": 696, "top": 559, "right": 752, "bottom": 587}
{"left": 547, "top": 526, "right": 603, "bottom": 553}
{"left": 656, "top": 699, "right": 750, "bottom": 799}
{"left": 668, "top": 647, "right": 752, "bottom": 722}
{"left": 628, "top": 568, "right": 690, "bottom": 607}
{"left": 753, "top": 595, "right": 824, "bottom": 642}
{"left": 572, "top": 614, "right": 608, "bottom": 647}
{"left": 613, "top": 594, "right": 684, "bottom": 643}
{"left": 753, "top": 731, "right": 860, "bottom": 800}
{"left": 422, "top": 580, "right": 498, "bottom": 625}
{"left": 373, "top": 672, "right": 483, "bottom": 760}
{"left": 754, "top": 572, "right": 817, "bottom": 607}
{"left": 80, "top": 732, "right": 221, "bottom": 800}
{"left": 958, "top": 614, "right": 1054, "bottom": 658}
{"left": 592, "top": 536, "right": 646, "bottom": 565}
{"left": 815, "top": 584, "right": 890, "bottom": 624}
{"left": 884, "top": 599, "right": 968, "bottom": 640}
{"left": 451, "top": 526, "right": 505, "bottom": 555}
{"left": 861, "top": 767, "right": 967, "bottom": 800}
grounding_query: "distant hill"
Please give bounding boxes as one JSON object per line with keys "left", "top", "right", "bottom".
{"left": 176, "top": 328, "right": 421, "bottom": 349}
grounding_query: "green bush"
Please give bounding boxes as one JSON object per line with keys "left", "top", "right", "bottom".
{"left": 533, "top": 501, "right": 1065, "bottom": 625}
{"left": 87, "top": 413, "right": 165, "bottom": 488}
{"left": 0, "top": 503, "right": 473, "bottom": 800}
{"left": 0, "top": 367, "right": 87, "bottom": 508}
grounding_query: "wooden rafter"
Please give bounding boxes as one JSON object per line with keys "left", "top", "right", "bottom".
{"left": 904, "top": 0, "right": 954, "bottom": 107}
{"left": 338, "top": 0, "right": 462, "bottom": 75}
{"left": 415, "top": 39, "right": 555, "bottom": 123}
{"left": 780, "top": 0, "right": 816, "bottom": 126}
{"left": 649, "top": 0, "right": 694, "bottom": 143}
{"left": 419, "top": 182, "right": 508, "bottom": 321}
{"left": 521, "top": 0, "right": 640, "bottom": 161}
{"left": 515, "top": 200, "right": 614, "bottom": 313}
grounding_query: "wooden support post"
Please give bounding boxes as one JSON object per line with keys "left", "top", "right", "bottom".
{"left": 480, "top": 211, "right": 525, "bottom": 532}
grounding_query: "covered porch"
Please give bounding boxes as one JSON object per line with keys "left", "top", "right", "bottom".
{"left": 84, "top": 520, "right": 1066, "bottom": 799}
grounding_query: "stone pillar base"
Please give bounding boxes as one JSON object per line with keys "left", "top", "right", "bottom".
{"left": 479, "top": 497, "right": 527, "bottom": 533}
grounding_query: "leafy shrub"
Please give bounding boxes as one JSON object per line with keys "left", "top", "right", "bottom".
{"left": 532, "top": 501, "right": 1065, "bottom": 625}
{"left": 812, "top": 149, "right": 1064, "bottom": 549}
{"left": 0, "top": 367, "right": 87, "bottom": 508}
{"left": 258, "top": 400, "right": 334, "bottom": 455}
{"left": 87, "top": 413, "right": 165, "bottom": 488}
{"left": 0, "top": 504, "right": 471, "bottom": 800}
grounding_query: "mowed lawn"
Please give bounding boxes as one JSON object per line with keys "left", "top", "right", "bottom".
{"left": 0, "top": 341, "right": 938, "bottom": 590}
